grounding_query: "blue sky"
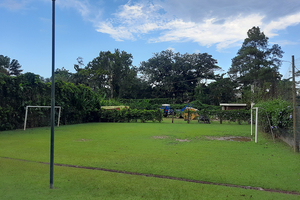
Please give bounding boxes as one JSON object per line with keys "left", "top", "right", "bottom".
{"left": 1, "top": 0, "right": 300, "bottom": 79}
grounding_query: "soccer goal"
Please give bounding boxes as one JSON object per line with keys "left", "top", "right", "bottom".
{"left": 24, "top": 106, "right": 61, "bottom": 130}
{"left": 250, "top": 105, "right": 258, "bottom": 143}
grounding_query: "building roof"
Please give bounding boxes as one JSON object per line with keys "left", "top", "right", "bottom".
{"left": 220, "top": 103, "right": 247, "bottom": 107}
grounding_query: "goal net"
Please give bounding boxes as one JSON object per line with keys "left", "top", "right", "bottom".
{"left": 24, "top": 106, "right": 61, "bottom": 130}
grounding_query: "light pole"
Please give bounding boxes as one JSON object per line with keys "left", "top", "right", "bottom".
{"left": 50, "top": 0, "right": 55, "bottom": 189}
{"left": 283, "top": 57, "right": 298, "bottom": 152}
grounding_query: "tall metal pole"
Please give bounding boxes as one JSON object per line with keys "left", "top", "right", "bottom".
{"left": 50, "top": 0, "right": 56, "bottom": 189}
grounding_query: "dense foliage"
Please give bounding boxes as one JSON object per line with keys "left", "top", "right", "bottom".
{"left": 0, "top": 55, "right": 23, "bottom": 76}
{"left": 138, "top": 50, "right": 221, "bottom": 103}
{"left": 0, "top": 73, "right": 167, "bottom": 130}
{"left": 100, "top": 109, "right": 163, "bottom": 123}
{"left": 255, "top": 99, "right": 293, "bottom": 135}
{"left": 0, "top": 73, "right": 103, "bottom": 130}
{"left": 0, "top": 27, "right": 297, "bottom": 133}
{"left": 197, "top": 109, "right": 251, "bottom": 125}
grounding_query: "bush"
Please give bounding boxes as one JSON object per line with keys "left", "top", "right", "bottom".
{"left": 99, "top": 109, "right": 163, "bottom": 123}
{"left": 255, "top": 99, "right": 293, "bottom": 134}
{"left": 197, "top": 109, "right": 251, "bottom": 125}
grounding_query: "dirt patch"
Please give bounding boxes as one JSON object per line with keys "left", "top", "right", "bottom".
{"left": 175, "top": 139, "right": 190, "bottom": 142}
{"left": 153, "top": 136, "right": 190, "bottom": 142}
{"left": 153, "top": 136, "right": 169, "bottom": 139}
{"left": 206, "top": 136, "right": 252, "bottom": 142}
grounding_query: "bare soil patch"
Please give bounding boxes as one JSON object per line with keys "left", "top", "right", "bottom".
{"left": 152, "top": 136, "right": 169, "bottom": 139}
{"left": 175, "top": 139, "right": 191, "bottom": 142}
{"left": 206, "top": 136, "right": 252, "bottom": 142}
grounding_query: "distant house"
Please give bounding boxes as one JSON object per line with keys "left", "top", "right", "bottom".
{"left": 220, "top": 103, "right": 247, "bottom": 110}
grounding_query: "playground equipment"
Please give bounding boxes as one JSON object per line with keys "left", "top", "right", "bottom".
{"left": 175, "top": 103, "right": 191, "bottom": 118}
{"left": 183, "top": 107, "right": 199, "bottom": 120}
{"left": 174, "top": 103, "right": 199, "bottom": 120}
{"left": 160, "top": 104, "right": 174, "bottom": 117}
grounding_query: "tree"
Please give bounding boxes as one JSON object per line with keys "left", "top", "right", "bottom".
{"left": 9, "top": 59, "right": 23, "bottom": 76}
{"left": 0, "top": 56, "right": 23, "bottom": 76}
{"left": 0, "top": 55, "right": 10, "bottom": 75}
{"left": 54, "top": 67, "right": 72, "bottom": 82}
{"left": 206, "top": 74, "right": 238, "bottom": 105}
{"left": 85, "top": 49, "right": 136, "bottom": 98}
{"left": 139, "top": 50, "right": 220, "bottom": 102}
{"left": 139, "top": 50, "right": 177, "bottom": 99}
{"left": 71, "top": 57, "right": 91, "bottom": 86}
{"left": 228, "top": 26, "right": 283, "bottom": 92}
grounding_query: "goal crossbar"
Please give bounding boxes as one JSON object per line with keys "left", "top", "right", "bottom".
{"left": 24, "top": 106, "right": 61, "bottom": 130}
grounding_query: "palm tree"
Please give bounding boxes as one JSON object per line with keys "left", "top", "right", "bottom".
{"left": 9, "top": 59, "right": 23, "bottom": 76}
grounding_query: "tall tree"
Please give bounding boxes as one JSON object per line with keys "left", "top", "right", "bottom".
{"left": 228, "top": 26, "right": 283, "bottom": 90}
{"left": 71, "top": 57, "right": 94, "bottom": 87}
{"left": 9, "top": 59, "right": 23, "bottom": 76}
{"left": 139, "top": 50, "right": 220, "bottom": 102}
{"left": 85, "top": 49, "right": 135, "bottom": 98}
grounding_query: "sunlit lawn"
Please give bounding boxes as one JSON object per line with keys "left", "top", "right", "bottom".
{"left": 1, "top": 118, "right": 299, "bottom": 199}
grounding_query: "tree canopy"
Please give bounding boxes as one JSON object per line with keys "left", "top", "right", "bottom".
{"left": 9, "top": 59, "right": 23, "bottom": 76}
{"left": 0, "top": 55, "right": 23, "bottom": 76}
{"left": 1, "top": 31, "right": 292, "bottom": 107}
{"left": 228, "top": 26, "right": 283, "bottom": 89}
{"left": 138, "top": 50, "right": 220, "bottom": 102}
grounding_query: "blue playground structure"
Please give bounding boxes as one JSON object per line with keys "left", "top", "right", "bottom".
{"left": 160, "top": 104, "right": 174, "bottom": 117}
{"left": 161, "top": 103, "right": 192, "bottom": 117}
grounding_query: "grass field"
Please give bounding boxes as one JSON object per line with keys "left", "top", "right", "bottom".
{"left": 1, "top": 118, "right": 300, "bottom": 199}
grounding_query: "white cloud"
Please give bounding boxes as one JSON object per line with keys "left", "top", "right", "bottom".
{"left": 96, "top": 22, "right": 134, "bottom": 41}
{"left": 95, "top": 0, "right": 300, "bottom": 51}
{"left": 95, "top": 1, "right": 267, "bottom": 50}
{"left": 150, "top": 14, "right": 265, "bottom": 50}
{"left": 263, "top": 12, "right": 300, "bottom": 37}
{"left": 52, "top": 0, "right": 300, "bottom": 50}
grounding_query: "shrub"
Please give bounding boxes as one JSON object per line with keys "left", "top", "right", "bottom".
{"left": 99, "top": 109, "right": 163, "bottom": 123}
{"left": 197, "top": 109, "right": 251, "bottom": 125}
{"left": 255, "top": 99, "right": 293, "bottom": 134}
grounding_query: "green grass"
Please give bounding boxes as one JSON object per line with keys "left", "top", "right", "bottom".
{"left": 1, "top": 119, "right": 300, "bottom": 199}
{"left": 1, "top": 158, "right": 299, "bottom": 200}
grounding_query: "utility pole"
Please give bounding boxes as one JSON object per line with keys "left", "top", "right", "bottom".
{"left": 292, "top": 56, "right": 299, "bottom": 152}
{"left": 50, "top": 0, "right": 56, "bottom": 189}
{"left": 292, "top": 56, "right": 298, "bottom": 152}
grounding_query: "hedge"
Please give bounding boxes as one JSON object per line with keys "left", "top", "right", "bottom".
{"left": 99, "top": 109, "right": 163, "bottom": 123}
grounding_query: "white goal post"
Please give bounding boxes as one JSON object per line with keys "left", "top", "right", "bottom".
{"left": 24, "top": 106, "right": 61, "bottom": 130}
{"left": 251, "top": 105, "right": 258, "bottom": 143}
